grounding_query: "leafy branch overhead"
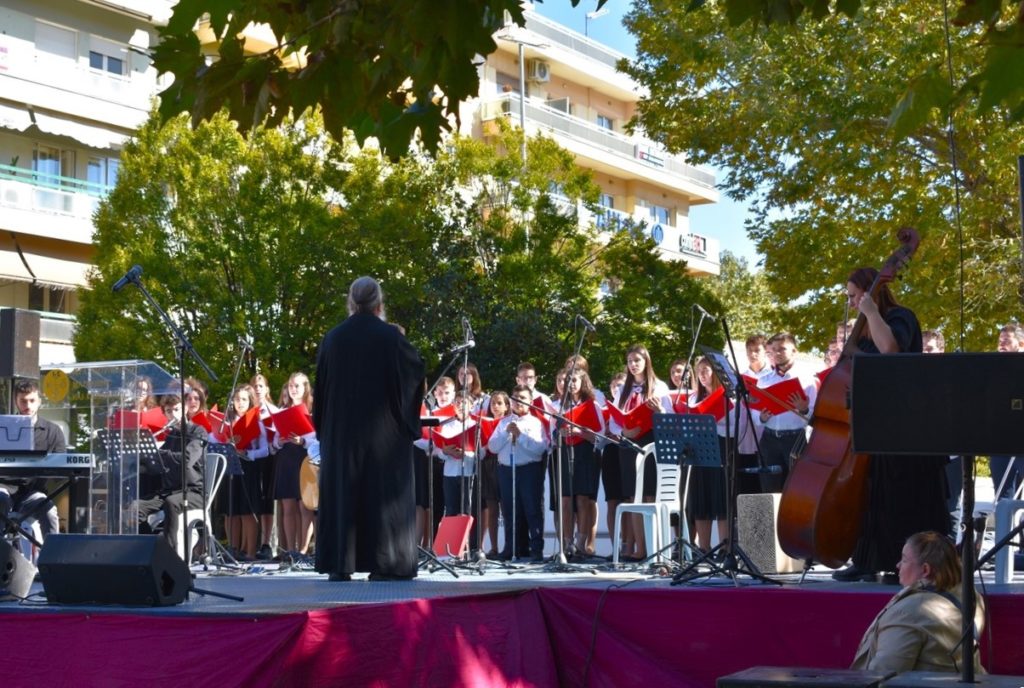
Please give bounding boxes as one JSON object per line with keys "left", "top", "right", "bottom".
{"left": 701, "top": 0, "right": 1024, "bottom": 134}
{"left": 153, "top": 0, "right": 604, "bottom": 159}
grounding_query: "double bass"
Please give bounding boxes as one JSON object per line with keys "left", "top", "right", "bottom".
{"left": 776, "top": 227, "right": 920, "bottom": 568}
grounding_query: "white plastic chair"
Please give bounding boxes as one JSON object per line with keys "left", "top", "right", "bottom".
{"left": 994, "top": 499, "right": 1024, "bottom": 584}
{"left": 176, "top": 453, "right": 227, "bottom": 564}
{"left": 612, "top": 443, "right": 688, "bottom": 564}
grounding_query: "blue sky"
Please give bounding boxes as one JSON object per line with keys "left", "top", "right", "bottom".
{"left": 531, "top": 0, "right": 763, "bottom": 268}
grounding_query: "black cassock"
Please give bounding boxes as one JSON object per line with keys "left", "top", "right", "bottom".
{"left": 313, "top": 311, "right": 425, "bottom": 578}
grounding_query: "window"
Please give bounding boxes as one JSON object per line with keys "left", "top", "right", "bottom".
{"left": 88, "top": 37, "right": 128, "bottom": 76}
{"left": 33, "top": 145, "right": 76, "bottom": 187}
{"left": 637, "top": 199, "right": 671, "bottom": 225}
{"left": 87, "top": 156, "right": 120, "bottom": 193}
{"left": 496, "top": 72, "right": 520, "bottom": 95}
{"left": 35, "top": 21, "right": 76, "bottom": 60}
{"left": 596, "top": 114, "right": 614, "bottom": 131}
{"left": 29, "top": 285, "right": 69, "bottom": 314}
{"left": 598, "top": 193, "right": 614, "bottom": 209}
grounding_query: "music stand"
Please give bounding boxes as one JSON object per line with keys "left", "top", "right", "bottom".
{"left": 670, "top": 349, "right": 781, "bottom": 586}
{"left": 851, "top": 352, "right": 1024, "bottom": 684}
{"left": 96, "top": 428, "right": 161, "bottom": 535}
{"left": 416, "top": 416, "right": 458, "bottom": 578}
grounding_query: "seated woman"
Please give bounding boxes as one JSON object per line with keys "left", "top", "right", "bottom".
{"left": 851, "top": 531, "right": 986, "bottom": 674}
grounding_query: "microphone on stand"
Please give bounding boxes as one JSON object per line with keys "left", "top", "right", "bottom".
{"left": 462, "top": 316, "right": 474, "bottom": 344}
{"left": 239, "top": 336, "right": 254, "bottom": 350}
{"left": 577, "top": 315, "right": 597, "bottom": 333}
{"left": 112, "top": 265, "right": 142, "bottom": 292}
{"left": 694, "top": 303, "right": 717, "bottom": 322}
{"left": 450, "top": 340, "right": 476, "bottom": 353}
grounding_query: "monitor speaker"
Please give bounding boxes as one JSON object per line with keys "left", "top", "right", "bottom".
{"left": 736, "top": 493, "right": 801, "bottom": 574}
{"left": 0, "top": 308, "right": 40, "bottom": 379}
{"left": 0, "top": 539, "right": 36, "bottom": 601}
{"left": 37, "top": 534, "right": 191, "bottom": 607}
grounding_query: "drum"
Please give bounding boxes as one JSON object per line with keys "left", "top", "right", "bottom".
{"left": 299, "top": 456, "right": 320, "bottom": 511}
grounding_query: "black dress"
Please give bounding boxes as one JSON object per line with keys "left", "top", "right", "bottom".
{"left": 851, "top": 306, "right": 950, "bottom": 573}
{"left": 313, "top": 312, "right": 425, "bottom": 579}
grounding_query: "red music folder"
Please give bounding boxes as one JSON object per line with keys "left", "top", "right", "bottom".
{"left": 690, "top": 386, "right": 732, "bottom": 422}
{"left": 749, "top": 377, "right": 808, "bottom": 415}
{"left": 232, "top": 407, "right": 262, "bottom": 450}
{"left": 432, "top": 515, "right": 474, "bottom": 558}
{"left": 563, "top": 399, "right": 602, "bottom": 446}
{"left": 605, "top": 401, "right": 654, "bottom": 436}
{"left": 271, "top": 404, "right": 315, "bottom": 438}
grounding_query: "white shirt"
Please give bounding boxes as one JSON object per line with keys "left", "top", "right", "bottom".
{"left": 414, "top": 417, "right": 477, "bottom": 477}
{"left": 487, "top": 413, "right": 548, "bottom": 466}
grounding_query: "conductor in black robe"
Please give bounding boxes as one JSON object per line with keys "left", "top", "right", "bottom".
{"left": 314, "top": 276, "right": 425, "bottom": 581}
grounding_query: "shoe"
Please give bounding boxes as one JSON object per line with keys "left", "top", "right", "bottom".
{"left": 529, "top": 552, "right": 545, "bottom": 564}
{"left": 256, "top": 544, "right": 273, "bottom": 560}
{"left": 327, "top": 572, "right": 352, "bottom": 582}
{"left": 485, "top": 550, "right": 500, "bottom": 561}
{"left": 368, "top": 572, "right": 415, "bottom": 581}
{"left": 832, "top": 565, "right": 874, "bottom": 582}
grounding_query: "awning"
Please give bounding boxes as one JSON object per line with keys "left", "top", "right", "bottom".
{"left": 0, "top": 247, "right": 91, "bottom": 289}
{"left": 0, "top": 102, "right": 33, "bottom": 132}
{"left": 30, "top": 111, "right": 128, "bottom": 150}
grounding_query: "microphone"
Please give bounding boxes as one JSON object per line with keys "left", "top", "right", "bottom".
{"left": 239, "top": 336, "right": 254, "bottom": 350}
{"left": 461, "top": 316, "right": 474, "bottom": 343}
{"left": 112, "top": 265, "right": 142, "bottom": 292}
{"left": 741, "top": 465, "right": 783, "bottom": 474}
{"left": 451, "top": 340, "right": 475, "bottom": 353}
{"left": 577, "top": 315, "right": 597, "bottom": 333}
{"left": 694, "top": 303, "right": 717, "bottom": 322}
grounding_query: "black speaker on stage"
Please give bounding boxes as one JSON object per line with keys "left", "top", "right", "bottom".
{"left": 37, "top": 534, "right": 191, "bottom": 607}
{"left": 0, "top": 539, "right": 37, "bottom": 601}
{"left": 0, "top": 308, "right": 40, "bottom": 380}
{"left": 717, "top": 666, "right": 894, "bottom": 688}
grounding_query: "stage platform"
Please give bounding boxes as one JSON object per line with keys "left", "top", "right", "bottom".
{"left": 2, "top": 559, "right": 1023, "bottom": 688}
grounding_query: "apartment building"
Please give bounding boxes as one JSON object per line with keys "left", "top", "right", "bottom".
{"left": 0, "top": 0, "right": 170, "bottom": 363}
{"left": 465, "top": 6, "right": 720, "bottom": 276}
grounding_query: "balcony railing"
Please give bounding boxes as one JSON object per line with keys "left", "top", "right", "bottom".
{"left": 483, "top": 95, "right": 716, "bottom": 190}
{"left": 521, "top": 11, "right": 626, "bottom": 70}
{"left": 0, "top": 163, "right": 110, "bottom": 219}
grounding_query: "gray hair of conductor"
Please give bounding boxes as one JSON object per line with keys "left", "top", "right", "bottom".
{"left": 347, "top": 275, "right": 385, "bottom": 317}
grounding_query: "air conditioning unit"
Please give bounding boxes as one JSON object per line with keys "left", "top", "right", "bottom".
{"left": 527, "top": 59, "right": 551, "bottom": 83}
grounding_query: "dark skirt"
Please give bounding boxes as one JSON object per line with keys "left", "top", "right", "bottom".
{"left": 686, "top": 436, "right": 729, "bottom": 520}
{"left": 852, "top": 454, "right": 950, "bottom": 573}
{"left": 559, "top": 441, "right": 600, "bottom": 498}
{"left": 414, "top": 447, "right": 444, "bottom": 510}
{"left": 273, "top": 442, "right": 305, "bottom": 501}
{"left": 601, "top": 444, "right": 624, "bottom": 501}
{"left": 224, "top": 459, "right": 263, "bottom": 517}
{"left": 619, "top": 431, "right": 656, "bottom": 501}
{"left": 481, "top": 452, "right": 500, "bottom": 502}
{"left": 257, "top": 453, "right": 276, "bottom": 513}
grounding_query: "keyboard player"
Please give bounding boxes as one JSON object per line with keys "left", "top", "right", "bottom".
{"left": 0, "top": 380, "right": 66, "bottom": 556}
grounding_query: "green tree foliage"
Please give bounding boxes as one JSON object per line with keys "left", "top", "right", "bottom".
{"left": 153, "top": 0, "right": 604, "bottom": 160}
{"left": 78, "top": 113, "right": 718, "bottom": 398}
{"left": 704, "top": 251, "right": 782, "bottom": 346}
{"left": 624, "top": 0, "right": 1023, "bottom": 350}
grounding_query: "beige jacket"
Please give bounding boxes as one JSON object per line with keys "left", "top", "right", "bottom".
{"left": 851, "top": 581, "right": 986, "bottom": 674}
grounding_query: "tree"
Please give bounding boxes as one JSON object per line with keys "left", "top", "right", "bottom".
{"left": 79, "top": 112, "right": 718, "bottom": 398}
{"left": 704, "top": 251, "right": 783, "bottom": 345}
{"left": 624, "top": 0, "right": 1023, "bottom": 350}
{"left": 153, "top": 0, "right": 604, "bottom": 160}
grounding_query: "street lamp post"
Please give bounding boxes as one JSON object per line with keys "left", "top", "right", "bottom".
{"left": 585, "top": 8, "right": 609, "bottom": 37}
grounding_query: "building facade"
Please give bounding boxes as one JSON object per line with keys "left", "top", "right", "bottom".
{"left": 0, "top": 0, "right": 170, "bottom": 363}
{"left": 464, "top": 6, "right": 720, "bottom": 276}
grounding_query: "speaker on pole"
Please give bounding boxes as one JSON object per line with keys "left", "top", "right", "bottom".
{"left": 0, "top": 308, "right": 40, "bottom": 380}
{"left": 0, "top": 538, "right": 36, "bottom": 601}
{"left": 37, "top": 534, "right": 191, "bottom": 607}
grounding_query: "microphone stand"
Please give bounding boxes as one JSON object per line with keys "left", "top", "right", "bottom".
{"left": 509, "top": 399, "right": 643, "bottom": 575}
{"left": 116, "top": 270, "right": 217, "bottom": 590}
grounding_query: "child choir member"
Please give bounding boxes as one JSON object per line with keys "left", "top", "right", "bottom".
{"left": 251, "top": 373, "right": 279, "bottom": 559}
{"left": 272, "top": 372, "right": 317, "bottom": 557}
{"left": 223, "top": 384, "right": 270, "bottom": 560}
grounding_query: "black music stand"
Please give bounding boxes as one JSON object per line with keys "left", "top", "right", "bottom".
{"left": 416, "top": 416, "right": 458, "bottom": 578}
{"left": 851, "top": 352, "right": 1024, "bottom": 684}
{"left": 645, "top": 413, "right": 718, "bottom": 568}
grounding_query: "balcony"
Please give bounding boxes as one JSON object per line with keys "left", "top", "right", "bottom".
{"left": 0, "top": 163, "right": 110, "bottom": 245}
{"left": 0, "top": 49, "right": 156, "bottom": 132}
{"left": 521, "top": 10, "right": 625, "bottom": 71}
{"left": 481, "top": 95, "right": 716, "bottom": 199}
{"left": 553, "top": 201, "right": 720, "bottom": 276}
